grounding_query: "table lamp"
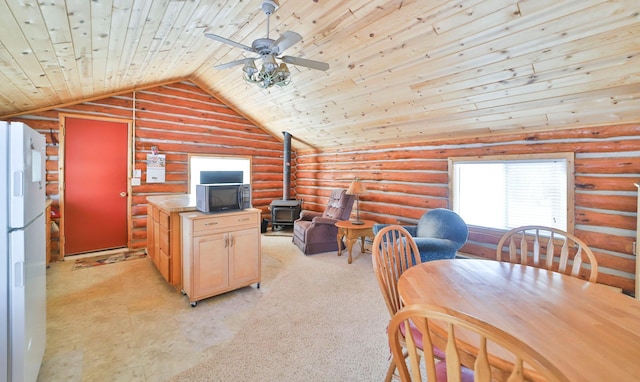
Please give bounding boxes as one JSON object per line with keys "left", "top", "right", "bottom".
{"left": 346, "top": 178, "right": 367, "bottom": 225}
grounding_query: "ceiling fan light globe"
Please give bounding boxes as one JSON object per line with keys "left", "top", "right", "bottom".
{"left": 262, "top": 54, "right": 279, "bottom": 73}
{"left": 276, "top": 63, "right": 290, "bottom": 82}
{"left": 278, "top": 63, "right": 290, "bottom": 74}
{"left": 242, "top": 60, "right": 258, "bottom": 76}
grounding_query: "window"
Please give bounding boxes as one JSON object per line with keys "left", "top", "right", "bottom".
{"left": 448, "top": 153, "right": 574, "bottom": 232}
{"left": 188, "top": 155, "right": 251, "bottom": 196}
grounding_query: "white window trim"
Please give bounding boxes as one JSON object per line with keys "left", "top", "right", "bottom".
{"left": 448, "top": 152, "right": 575, "bottom": 234}
{"left": 188, "top": 154, "right": 252, "bottom": 196}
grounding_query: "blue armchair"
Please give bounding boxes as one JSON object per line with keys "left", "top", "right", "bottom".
{"left": 373, "top": 208, "right": 468, "bottom": 263}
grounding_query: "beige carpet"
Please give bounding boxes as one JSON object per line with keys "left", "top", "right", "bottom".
{"left": 171, "top": 236, "right": 390, "bottom": 381}
{"left": 262, "top": 228, "right": 294, "bottom": 237}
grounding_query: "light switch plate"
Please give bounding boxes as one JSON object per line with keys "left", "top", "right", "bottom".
{"left": 133, "top": 169, "right": 142, "bottom": 178}
{"left": 131, "top": 178, "right": 141, "bottom": 186}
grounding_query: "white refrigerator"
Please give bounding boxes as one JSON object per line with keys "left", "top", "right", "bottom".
{"left": 1, "top": 121, "right": 46, "bottom": 382}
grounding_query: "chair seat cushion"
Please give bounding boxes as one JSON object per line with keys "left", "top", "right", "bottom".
{"left": 413, "top": 238, "right": 461, "bottom": 261}
{"left": 435, "top": 361, "right": 474, "bottom": 382}
{"left": 372, "top": 231, "right": 458, "bottom": 262}
{"left": 398, "top": 319, "right": 446, "bottom": 360}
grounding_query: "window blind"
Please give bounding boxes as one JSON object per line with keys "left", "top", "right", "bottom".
{"left": 452, "top": 159, "right": 567, "bottom": 231}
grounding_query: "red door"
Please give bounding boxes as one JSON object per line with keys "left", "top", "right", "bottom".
{"left": 64, "top": 117, "right": 129, "bottom": 255}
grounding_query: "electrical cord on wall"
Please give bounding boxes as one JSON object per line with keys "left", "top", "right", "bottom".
{"left": 50, "top": 128, "right": 58, "bottom": 145}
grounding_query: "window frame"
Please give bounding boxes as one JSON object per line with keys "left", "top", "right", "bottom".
{"left": 448, "top": 152, "right": 575, "bottom": 234}
{"left": 187, "top": 154, "right": 252, "bottom": 196}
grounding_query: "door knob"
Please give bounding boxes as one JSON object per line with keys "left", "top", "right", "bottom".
{"left": 120, "top": 192, "right": 127, "bottom": 197}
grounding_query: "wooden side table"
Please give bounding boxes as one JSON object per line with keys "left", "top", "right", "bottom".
{"left": 335, "top": 220, "right": 376, "bottom": 264}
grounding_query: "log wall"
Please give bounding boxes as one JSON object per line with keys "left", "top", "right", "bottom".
{"left": 295, "top": 124, "right": 640, "bottom": 294}
{"left": 9, "top": 79, "right": 639, "bottom": 293}
{"left": 12, "top": 81, "right": 288, "bottom": 259}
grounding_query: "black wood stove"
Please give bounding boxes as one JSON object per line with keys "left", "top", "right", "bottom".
{"left": 269, "top": 131, "right": 302, "bottom": 230}
{"left": 270, "top": 199, "right": 302, "bottom": 230}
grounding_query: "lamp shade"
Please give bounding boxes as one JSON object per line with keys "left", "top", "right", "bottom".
{"left": 347, "top": 178, "right": 367, "bottom": 195}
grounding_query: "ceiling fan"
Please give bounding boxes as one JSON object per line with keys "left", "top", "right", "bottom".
{"left": 204, "top": 0, "right": 329, "bottom": 88}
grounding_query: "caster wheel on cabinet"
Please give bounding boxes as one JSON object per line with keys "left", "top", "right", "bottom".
{"left": 190, "top": 301, "right": 197, "bottom": 307}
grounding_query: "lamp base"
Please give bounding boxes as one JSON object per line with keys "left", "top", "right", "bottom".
{"left": 351, "top": 220, "right": 365, "bottom": 225}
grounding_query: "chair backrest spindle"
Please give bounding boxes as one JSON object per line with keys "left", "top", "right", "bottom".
{"left": 373, "top": 225, "right": 426, "bottom": 382}
{"left": 496, "top": 225, "right": 598, "bottom": 283}
{"left": 372, "top": 225, "right": 422, "bottom": 317}
{"left": 389, "top": 304, "right": 570, "bottom": 382}
{"left": 545, "top": 232, "right": 555, "bottom": 270}
{"left": 532, "top": 229, "right": 540, "bottom": 266}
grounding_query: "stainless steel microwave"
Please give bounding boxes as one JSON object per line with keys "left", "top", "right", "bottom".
{"left": 196, "top": 183, "right": 251, "bottom": 213}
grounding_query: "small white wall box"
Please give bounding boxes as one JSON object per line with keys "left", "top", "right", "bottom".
{"left": 146, "top": 154, "right": 166, "bottom": 183}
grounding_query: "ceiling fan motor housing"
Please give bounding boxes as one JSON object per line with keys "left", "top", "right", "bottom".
{"left": 252, "top": 38, "right": 278, "bottom": 55}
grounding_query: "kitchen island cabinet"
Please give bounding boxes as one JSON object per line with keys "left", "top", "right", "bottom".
{"left": 146, "top": 194, "right": 197, "bottom": 291}
{"left": 181, "top": 208, "right": 261, "bottom": 306}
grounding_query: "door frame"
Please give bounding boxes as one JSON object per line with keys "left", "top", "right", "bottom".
{"left": 58, "top": 113, "right": 133, "bottom": 258}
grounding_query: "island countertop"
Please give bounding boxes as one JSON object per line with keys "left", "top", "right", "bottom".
{"left": 146, "top": 194, "right": 197, "bottom": 212}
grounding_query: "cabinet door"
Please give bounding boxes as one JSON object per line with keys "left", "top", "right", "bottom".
{"left": 146, "top": 205, "right": 156, "bottom": 262}
{"left": 193, "top": 232, "right": 229, "bottom": 298}
{"left": 152, "top": 220, "right": 160, "bottom": 267}
{"left": 228, "top": 228, "right": 260, "bottom": 287}
{"left": 158, "top": 225, "right": 171, "bottom": 281}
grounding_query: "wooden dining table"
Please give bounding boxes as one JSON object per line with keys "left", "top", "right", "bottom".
{"left": 398, "top": 258, "right": 640, "bottom": 382}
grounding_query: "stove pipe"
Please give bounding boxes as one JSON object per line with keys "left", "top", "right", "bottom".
{"left": 282, "top": 131, "right": 292, "bottom": 200}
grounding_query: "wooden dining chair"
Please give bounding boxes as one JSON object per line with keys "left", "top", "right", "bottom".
{"left": 495, "top": 225, "right": 598, "bottom": 283}
{"left": 372, "top": 225, "right": 431, "bottom": 381}
{"left": 389, "top": 303, "right": 571, "bottom": 382}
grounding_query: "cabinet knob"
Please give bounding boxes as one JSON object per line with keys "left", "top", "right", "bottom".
{"left": 205, "top": 222, "right": 218, "bottom": 226}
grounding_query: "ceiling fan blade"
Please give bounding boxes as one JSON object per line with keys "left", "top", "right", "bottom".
{"left": 272, "top": 31, "right": 302, "bottom": 54}
{"left": 214, "top": 58, "right": 256, "bottom": 70}
{"left": 204, "top": 29, "right": 255, "bottom": 53}
{"left": 281, "top": 56, "right": 329, "bottom": 71}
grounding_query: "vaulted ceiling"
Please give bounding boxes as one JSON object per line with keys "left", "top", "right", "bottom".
{"left": 1, "top": 0, "right": 639, "bottom": 151}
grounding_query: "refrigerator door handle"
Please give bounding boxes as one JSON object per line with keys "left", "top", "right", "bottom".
{"left": 13, "top": 170, "right": 24, "bottom": 196}
{"left": 14, "top": 261, "right": 24, "bottom": 287}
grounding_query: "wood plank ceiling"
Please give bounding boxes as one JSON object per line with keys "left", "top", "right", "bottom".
{"left": 0, "top": 0, "right": 639, "bottom": 151}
